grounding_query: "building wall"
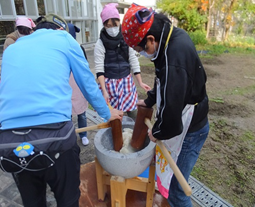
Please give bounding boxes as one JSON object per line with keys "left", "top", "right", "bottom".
{"left": 0, "top": 0, "right": 99, "bottom": 46}
{"left": 0, "top": 0, "right": 156, "bottom": 50}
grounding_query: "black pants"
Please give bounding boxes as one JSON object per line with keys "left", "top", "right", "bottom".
{"left": 12, "top": 143, "right": 81, "bottom": 207}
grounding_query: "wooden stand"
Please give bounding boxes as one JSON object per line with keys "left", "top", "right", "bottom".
{"left": 95, "top": 157, "right": 155, "bottom": 207}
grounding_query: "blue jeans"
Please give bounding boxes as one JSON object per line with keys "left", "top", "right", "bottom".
{"left": 168, "top": 121, "right": 209, "bottom": 207}
{"left": 77, "top": 112, "right": 87, "bottom": 138}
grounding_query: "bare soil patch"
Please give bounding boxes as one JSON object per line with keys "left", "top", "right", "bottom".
{"left": 138, "top": 54, "right": 255, "bottom": 207}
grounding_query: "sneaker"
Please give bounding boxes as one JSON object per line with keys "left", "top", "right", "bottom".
{"left": 81, "top": 137, "right": 89, "bottom": 146}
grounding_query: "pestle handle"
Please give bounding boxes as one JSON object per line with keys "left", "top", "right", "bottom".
{"left": 144, "top": 118, "right": 192, "bottom": 197}
{"left": 75, "top": 122, "right": 111, "bottom": 133}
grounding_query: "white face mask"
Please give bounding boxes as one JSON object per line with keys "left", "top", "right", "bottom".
{"left": 106, "top": 26, "right": 120, "bottom": 37}
{"left": 139, "top": 42, "right": 157, "bottom": 60}
{"left": 139, "top": 50, "right": 156, "bottom": 60}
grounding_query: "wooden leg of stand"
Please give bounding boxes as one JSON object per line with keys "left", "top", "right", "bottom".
{"left": 110, "top": 176, "right": 127, "bottom": 207}
{"left": 95, "top": 158, "right": 107, "bottom": 201}
{"left": 146, "top": 165, "right": 156, "bottom": 207}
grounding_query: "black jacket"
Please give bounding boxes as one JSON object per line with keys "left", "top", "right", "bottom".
{"left": 144, "top": 23, "right": 208, "bottom": 140}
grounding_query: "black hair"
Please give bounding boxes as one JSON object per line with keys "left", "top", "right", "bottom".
{"left": 138, "top": 12, "right": 171, "bottom": 48}
{"left": 103, "top": 18, "right": 120, "bottom": 27}
{"left": 34, "top": 16, "right": 60, "bottom": 31}
{"left": 34, "top": 22, "right": 60, "bottom": 31}
{"left": 17, "top": 26, "right": 32, "bottom": 35}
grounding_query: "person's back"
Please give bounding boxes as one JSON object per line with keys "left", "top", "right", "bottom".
{"left": 1, "top": 29, "right": 75, "bottom": 129}
{"left": 0, "top": 14, "right": 84, "bottom": 207}
{"left": 1, "top": 28, "right": 110, "bottom": 129}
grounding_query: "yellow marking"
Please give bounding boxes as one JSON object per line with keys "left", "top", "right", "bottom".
{"left": 23, "top": 145, "right": 31, "bottom": 150}
{"left": 16, "top": 146, "right": 22, "bottom": 151}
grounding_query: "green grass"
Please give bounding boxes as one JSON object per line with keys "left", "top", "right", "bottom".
{"left": 240, "top": 131, "right": 255, "bottom": 148}
{"left": 193, "top": 32, "right": 255, "bottom": 57}
{"left": 227, "top": 35, "right": 255, "bottom": 47}
{"left": 196, "top": 42, "right": 255, "bottom": 57}
{"left": 209, "top": 97, "right": 224, "bottom": 103}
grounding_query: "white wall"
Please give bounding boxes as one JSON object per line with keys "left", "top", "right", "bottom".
{"left": 124, "top": 0, "right": 156, "bottom": 8}
{"left": 96, "top": 1, "right": 103, "bottom": 37}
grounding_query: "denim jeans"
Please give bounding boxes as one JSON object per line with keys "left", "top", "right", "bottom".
{"left": 168, "top": 121, "right": 209, "bottom": 207}
{"left": 77, "top": 112, "right": 87, "bottom": 138}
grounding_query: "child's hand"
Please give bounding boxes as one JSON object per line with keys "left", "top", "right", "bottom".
{"left": 102, "top": 90, "right": 109, "bottom": 104}
{"left": 137, "top": 99, "right": 146, "bottom": 107}
{"left": 148, "top": 129, "right": 157, "bottom": 143}
{"left": 140, "top": 82, "right": 151, "bottom": 91}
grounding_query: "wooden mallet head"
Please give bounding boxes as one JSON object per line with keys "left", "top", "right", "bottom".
{"left": 110, "top": 119, "right": 123, "bottom": 151}
{"left": 108, "top": 104, "right": 123, "bottom": 152}
{"left": 131, "top": 105, "right": 153, "bottom": 150}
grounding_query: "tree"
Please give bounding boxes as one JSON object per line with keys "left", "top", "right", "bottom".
{"left": 157, "top": 0, "right": 255, "bottom": 41}
{"left": 212, "top": 0, "right": 255, "bottom": 41}
{"left": 220, "top": 0, "right": 237, "bottom": 41}
{"left": 232, "top": 0, "right": 255, "bottom": 36}
{"left": 157, "top": 0, "right": 208, "bottom": 32}
{"left": 206, "top": 0, "right": 215, "bottom": 38}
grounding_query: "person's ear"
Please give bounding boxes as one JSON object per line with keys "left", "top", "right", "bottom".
{"left": 57, "top": 27, "right": 64, "bottom": 30}
{"left": 146, "top": 35, "right": 155, "bottom": 44}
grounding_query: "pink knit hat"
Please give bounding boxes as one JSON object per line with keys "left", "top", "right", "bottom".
{"left": 16, "top": 16, "right": 36, "bottom": 29}
{"left": 100, "top": 3, "right": 120, "bottom": 23}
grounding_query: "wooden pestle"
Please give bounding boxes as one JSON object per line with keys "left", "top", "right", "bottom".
{"left": 130, "top": 106, "right": 192, "bottom": 196}
{"left": 144, "top": 118, "right": 192, "bottom": 196}
{"left": 131, "top": 109, "right": 192, "bottom": 196}
{"left": 131, "top": 105, "right": 153, "bottom": 150}
{"left": 108, "top": 104, "right": 123, "bottom": 152}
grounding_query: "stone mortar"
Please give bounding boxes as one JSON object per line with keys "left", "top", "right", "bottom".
{"left": 94, "top": 122, "right": 156, "bottom": 179}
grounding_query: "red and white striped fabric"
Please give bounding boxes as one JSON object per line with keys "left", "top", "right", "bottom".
{"left": 100, "top": 74, "right": 138, "bottom": 112}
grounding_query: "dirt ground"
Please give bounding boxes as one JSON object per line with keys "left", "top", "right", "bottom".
{"left": 80, "top": 53, "right": 255, "bottom": 207}
{"left": 136, "top": 54, "right": 255, "bottom": 207}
